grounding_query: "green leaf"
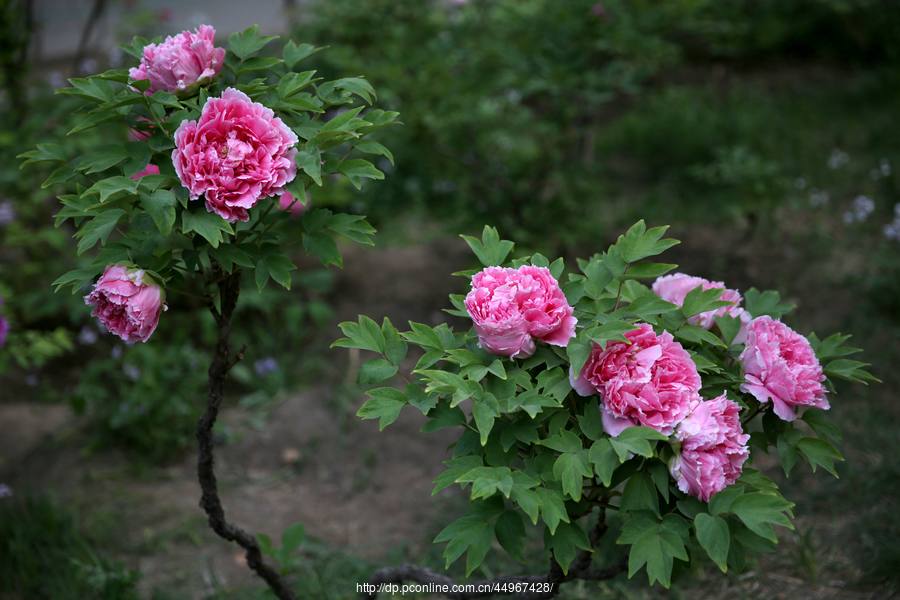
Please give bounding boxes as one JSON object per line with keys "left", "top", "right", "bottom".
{"left": 255, "top": 252, "right": 296, "bottom": 290}
{"left": 456, "top": 466, "right": 514, "bottom": 500}
{"left": 141, "top": 189, "right": 177, "bottom": 235}
{"left": 434, "top": 513, "right": 494, "bottom": 576}
{"left": 613, "top": 221, "right": 680, "bottom": 263}
{"left": 681, "top": 286, "right": 730, "bottom": 318}
{"left": 338, "top": 158, "right": 385, "bottom": 189}
{"left": 744, "top": 288, "right": 795, "bottom": 319}
{"left": 277, "top": 70, "right": 317, "bottom": 98}
{"left": 75, "top": 209, "right": 126, "bottom": 254}
{"left": 356, "top": 140, "right": 395, "bottom": 165}
{"left": 625, "top": 262, "right": 678, "bottom": 279}
{"left": 694, "top": 513, "right": 730, "bottom": 572}
{"left": 358, "top": 358, "right": 399, "bottom": 384}
{"left": 577, "top": 400, "right": 604, "bottom": 441}
{"left": 621, "top": 472, "right": 660, "bottom": 516}
{"left": 536, "top": 487, "right": 570, "bottom": 534}
{"left": 796, "top": 437, "right": 843, "bottom": 477}
{"left": 546, "top": 522, "right": 592, "bottom": 574}
{"left": 18, "top": 143, "right": 66, "bottom": 168}
{"left": 729, "top": 493, "right": 794, "bottom": 542}
{"left": 538, "top": 430, "right": 583, "bottom": 454}
{"left": 708, "top": 484, "right": 745, "bottom": 516}
{"left": 648, "top": 461, "right": 670, "bottom": 503}
{"left": 302, "top": 231, "right": 341, "bottom": 267}
{"left": 283, "top": 41, "right": 320, "bottom": 68}
{"left": 824, "top": 358, "right": 879, "bottom": 384}
{"left": 495, "top": 511, "right": 526, "bottom": 561}
{"left": 228, "top": 25, "right": 278, "bottom": 60}
{"left": 472, "top": 397, "right": 499, "bottom": 446}
{"left": 553, "top": 452, "right": 592, "bottom": 501}
{"left": 433, "top": 455, "right": 483, "bottom": 495}
{"left": 809, "top": 332, "right": 862, "bottom": 361}
{"left": 509, "top": 472, "right": 541, "bottom": 525}
{"left": 333, "top": 315, "right": 385, "bottom": 353}
{"left": 617, "top": 512, "right": 689, "bottom": 588}
{"left": 609, "top": 427, "right": 668, "bottom": 461}
{"left": 181, "top": 210, "right": 233, "bottom": 248}
{"left": 296, "top": 148, "right": 323, "bottom": 186}
{"left": 674, "top": 325, "right": 727, "bottom": 348}
{"left": 715, "top": 315, "right": 742, "bottom": 346}
{"left": 460, "top": 225, "right": 514, "bottom": 267}
{"left": 422, "top": 402, "right": 466, "bottom": 432}
{"left": 84, "top": 176, "right": 139, "bottom": 204}
{"left": 74, "top": 145, "right": 129, "bottom": 174}
{"left": 357, "top": 387, "right": 406, "bottom": 430}
{"left": 236, "top": 56, "right": 283, "bottom": 73}
{"left": 281, "top": 523, "right": 306, "bottom": 553}
{"left": 588, "top": 439, "right": 618, "bottom": 486}
{"left": 52, "top": 267, "right": 102, "bottom": 293}
{"left": 585, "top": 320, "right": 634, "bottom": 348}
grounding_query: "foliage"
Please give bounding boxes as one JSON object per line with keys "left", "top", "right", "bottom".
{"left": 337, "top": 222, "right": 874, "bottom": 588}
{"left": 21, "top": 26, "right": 395, "bottom": 299}
{"left": 0, "top": 496, "right": 140, "bottom": 599}
{"left": 299, "top": 0, "right": 900, "bottom": 247}
{"left": 72, "top": 337, "right": 208, "bottom": 461}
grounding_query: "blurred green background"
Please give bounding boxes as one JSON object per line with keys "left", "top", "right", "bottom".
{"left": 0, "top": 0, "right": 898, "bottom": 598}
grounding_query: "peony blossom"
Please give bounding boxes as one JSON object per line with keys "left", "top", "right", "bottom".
{"left": 570, "top": 323, "right": 701, "bottom": 436}
{"left": 739, "top": 316, "right": 828, "bottom": 421}
{"left": 84, "top": 265, "right": 166, "bottom": 343}
{"left": 129, "top": 25, "right": 225, "bottom": 94}
{"left": 172, "top": 88, "right": 298, "bottom": 222}
{"left": 277, "top": 191, "right": 307, "bottom": 217}
{"left": 670, "top": 394, "right": 750, "bottom": 502}
{"left": 465, "top": 265, "right": 576, "bottom": 358}
{"left": 130, "top": 163, "right": 160, "bottom": 180}
{"left": 652, "top": 273, "right": 751, "bottom": 341}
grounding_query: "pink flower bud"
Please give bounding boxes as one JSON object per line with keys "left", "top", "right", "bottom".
{"left": 465, "top": 265, "right": 576, "bottom": 358}
{"left": 84, "top": 265, "right": 166, "bottom": 343}
{"left": 129, "top": 25, "right": 225, "bottom": 95}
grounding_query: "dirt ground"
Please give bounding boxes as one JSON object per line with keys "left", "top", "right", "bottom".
{"left": 0, "top": 230, "right": 895, "bottom": 599}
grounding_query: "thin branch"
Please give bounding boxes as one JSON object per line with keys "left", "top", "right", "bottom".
{"left": 196, "top": 269, "right": 297, "bottom": 600}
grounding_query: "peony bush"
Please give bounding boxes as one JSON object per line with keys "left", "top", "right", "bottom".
{"left": 20, "top": 24, "right": 397, "bottom": 600}
{"left": 338, "top": 222, "right": 876, "bottom": 592}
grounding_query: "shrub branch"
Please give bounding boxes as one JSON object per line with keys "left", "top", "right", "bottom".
{"left": 363, "top": 509, "right": 624, "bottom": 599}
{"left": 196, "top": 269, "right": 297, "bottom": 600}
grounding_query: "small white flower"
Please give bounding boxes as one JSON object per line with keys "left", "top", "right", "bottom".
{"left": 828, "top": 148, "right": 849, "bottom": 170}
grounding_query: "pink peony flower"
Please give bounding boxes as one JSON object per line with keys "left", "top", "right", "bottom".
{"left": 570, "top": 323, "right": 701, "bottom": 436}
{"left": 277, "top": 191, "right": 307, "bottom": 217}
{"left": 652, "top": 273, "right": 750, "bottom": 338}
{"left": 465, "top": 265, "right": 576, "bottom": 358}
{"left": 130, "top": 163, "right": 160, "bottom": 180}
{"left": 129, "top": 25, "right": 225, "bottom": 94}
{"left": 84, "top": 265, "right": 166, "bottom": 343}
{"left": 172, "top": 88, "right": 299, "bottom": 222}
{"left": 0, "top": 316, "right": 7, "bottom": 347}
{"left": 739, "top": 316, "right": 828, "bottom": 421}
{"left": 670, "top": 394, "right": 750, "bottom": 502}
